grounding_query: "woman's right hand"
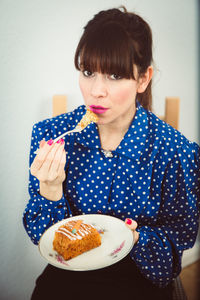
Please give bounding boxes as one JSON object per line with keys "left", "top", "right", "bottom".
{"left": 30, "top": 139, "right": 66, "bottom": 201}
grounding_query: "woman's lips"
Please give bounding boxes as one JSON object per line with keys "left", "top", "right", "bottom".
{"left": 89, "top": 105, "right": 109, "bottom": 114}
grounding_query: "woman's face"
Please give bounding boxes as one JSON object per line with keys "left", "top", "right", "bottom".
{"left": 79, "top": 69, "right": 141, "bottom": 126}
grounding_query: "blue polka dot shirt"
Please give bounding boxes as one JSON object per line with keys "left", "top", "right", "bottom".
{"left": 23, "top": 102, "right": 200, "bottom": 287}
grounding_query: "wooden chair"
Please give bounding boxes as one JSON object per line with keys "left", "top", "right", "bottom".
{"left": 52, "top": 95, "right": 67, "bottom": 117}
{"left": 52, "top": 94, "right": 186, "bottom": 298}
{"left": 172, "top": 277, "right": 187, "bottom": 300}
{"left": 158, "top": 97, "right": 180, "bottom": 130}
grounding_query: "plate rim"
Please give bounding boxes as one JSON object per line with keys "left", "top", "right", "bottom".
{"left": 38, "top": 214, "right": 134, "bottom": 271}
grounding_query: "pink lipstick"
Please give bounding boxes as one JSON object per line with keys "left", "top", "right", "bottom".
{"left": 89, "top": 105, "right": 109, "bottom": 114}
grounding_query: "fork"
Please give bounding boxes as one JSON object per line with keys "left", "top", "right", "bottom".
{"left": 53, "top": 126, "right": 83, "bottom": 143}
{"left": 34, "top": 125, "right": 83, "bottom": 154}
{"left": 34, "top": 108, "right": 98, "bottom": 154}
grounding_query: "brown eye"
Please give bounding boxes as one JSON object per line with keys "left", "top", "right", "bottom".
{"left": 83, "top": 70, "right": 94, "bottom": 77}
{"left": 109, "top": 74, "right": 122, "bottom": 80}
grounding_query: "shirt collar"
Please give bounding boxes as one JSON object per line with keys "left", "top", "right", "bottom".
{"left": 115, "top": 102, "right": 149, "bottom": 161}
{"left": 75, "top": 102, "right": 148, "bottom": 161}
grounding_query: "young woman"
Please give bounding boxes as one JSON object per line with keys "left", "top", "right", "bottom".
{"left": 23, "top": 7, "right": 200, "bottom": 299}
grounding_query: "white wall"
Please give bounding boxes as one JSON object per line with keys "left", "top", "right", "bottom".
{"left": 0, "top": 0, "right": 199, "bottom": 299}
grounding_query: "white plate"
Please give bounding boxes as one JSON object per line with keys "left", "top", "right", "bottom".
{"left": 38, "top": 214, "right": 134, "bottom": 271}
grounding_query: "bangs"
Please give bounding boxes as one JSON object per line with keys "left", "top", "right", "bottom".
{"left": 75, "top": 22, "right": 136, "bottom": 79}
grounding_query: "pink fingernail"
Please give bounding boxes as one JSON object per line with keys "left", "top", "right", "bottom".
{"left": 126, "top": 218, "right": 132, "bottom": 225}
{"left": 47, "top": 139, "right": 53, "bottom": 145}
{"left": 56, "top": 138, "right": 64, "bottom": 144}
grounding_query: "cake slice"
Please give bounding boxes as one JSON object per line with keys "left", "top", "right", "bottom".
{"left": 53, "top": 220, "right": 101, "bottom": 260}
{"left": 76, "top": 108, "right": 98, "bottom": 130}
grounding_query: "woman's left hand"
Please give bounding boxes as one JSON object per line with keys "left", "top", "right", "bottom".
{"left": 125, "top": 218, "right": 139, "bottom": 243}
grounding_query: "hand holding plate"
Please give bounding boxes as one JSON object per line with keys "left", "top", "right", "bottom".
{"left": 125, "top": 219, "right": 139, "bottom": 244}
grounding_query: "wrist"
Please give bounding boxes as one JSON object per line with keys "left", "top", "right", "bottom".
{"left": 40, "top": 182, "right": 63, "bottom": 201}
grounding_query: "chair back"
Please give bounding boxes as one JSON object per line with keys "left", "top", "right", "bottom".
{"left": 157, "top": 97, "right": 180, "bottom": 130}
{"left": 164, "top": 97, "right": 180, "bottom": 130}
{"left": 52, "top": 95, "right": 67, "bottom": 117}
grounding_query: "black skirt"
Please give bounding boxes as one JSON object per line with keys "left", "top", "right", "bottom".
{"left": 31, "top": 255, "right": 173, "bottom": 300}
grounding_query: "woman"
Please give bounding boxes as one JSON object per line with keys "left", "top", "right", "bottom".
{"left": 23, "top": 7, "right": 200, "bottom": 299}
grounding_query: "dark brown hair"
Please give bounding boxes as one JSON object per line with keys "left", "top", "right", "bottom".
{"left": 74, "top": 7, "right": 153, "bottom": 110}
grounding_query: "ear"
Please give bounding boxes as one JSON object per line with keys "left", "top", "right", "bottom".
{"left": 137, "top": 66, "right": 153, "bottom": 93}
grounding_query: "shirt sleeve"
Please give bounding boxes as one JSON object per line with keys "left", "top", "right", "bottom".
{"left": 23, "top": 121, "right": 72, "bottom": 245}
{"left": 130, "top": 142, "right": 200, "bottom": 287}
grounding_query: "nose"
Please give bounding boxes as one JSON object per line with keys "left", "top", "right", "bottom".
{"left": 90, "top": 75, "right": 107, "bottom": 98}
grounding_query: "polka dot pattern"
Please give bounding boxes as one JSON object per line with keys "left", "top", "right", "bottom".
{"left": 23, "top": 102, "right": 200, "bottom": 287}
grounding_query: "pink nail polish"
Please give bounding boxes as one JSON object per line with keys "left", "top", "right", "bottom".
{"left": 47, "top": 139, "right": 53, "bottom": 145}
{"left": 56, "top": 138, "right": 64, "bottom": 144}
{"left": 126, "top": 218, "right": 132, "bottom": 225}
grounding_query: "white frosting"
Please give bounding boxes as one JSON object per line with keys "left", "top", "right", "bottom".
{"left": 56, "top": 229, "right": 76, "bottom": 240}
{"left": 56, "top": 223, "right": 92, "bottom": 241}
